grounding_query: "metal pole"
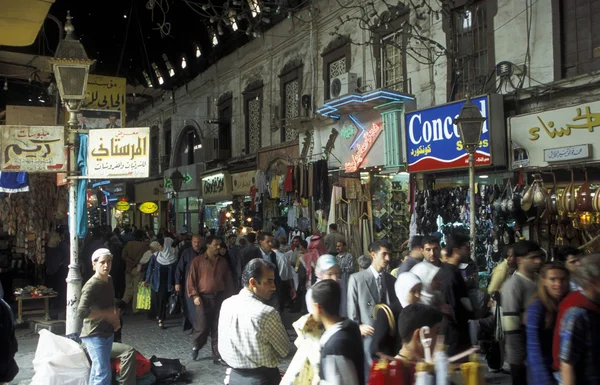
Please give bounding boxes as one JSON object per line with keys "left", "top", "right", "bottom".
{"left": 468, "top": 151, "right": 476, "bottom": 262}
{"left": 65, "top": 109, "right": 82, "bottom": 335}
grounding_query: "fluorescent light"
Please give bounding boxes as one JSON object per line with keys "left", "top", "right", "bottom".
{"left": 479, "top": 175, "right": 489, "bottom": 179}
{"left": 181, "top": 57, "right": 187, "bottom": 69}
{"left": 195, "top": 46, "right": 201, "bottom": 57}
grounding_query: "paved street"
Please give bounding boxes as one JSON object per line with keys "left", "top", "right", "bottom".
{"left": 10, "top": 311, "right": 511, "bottom": 385}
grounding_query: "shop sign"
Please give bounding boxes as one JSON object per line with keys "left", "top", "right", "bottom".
{"left": 112, "top": 182, "right": 125, "bottom": 196}
{"left": 139, "top": 201, "right": 158, "bottom": 214}
{"left": 510, "top": 101, "right": 600, "bottom": 168}
{"left": 406, "top": 96, "right": 493, "bottom": 172}
{"left": 0, "top": 125, "right": 66, "bottom": 172}
{"left": 115, "top": 201, "right": 130, "bottom": 211}
{"left": 231, "top": 171, "right": 256, "bottom": 195}
{"left": 344, "top": 121, "right": 383, "bottom": 172}
{"left": 88, "top": 127, "right": 150, "bottom": 178}
{"left": 202, "top": 173, "right": 231, "bottom": 201}
{"left": 84, "top": 75, "right": 127, "bottom": 127}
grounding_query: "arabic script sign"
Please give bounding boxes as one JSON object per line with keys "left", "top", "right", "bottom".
{"left": 344, "top": 121, "right": 383, "bottom": 173}
{"left": 510, "top": 100, "right": 600, "bottom": 168}
{"left": 0, "top": 125, "right": 66, "bottom": 172}
{"left": 88, "top": 127, "right": 150, "bottom": 179}
{"left": 544, "top": 144, "right": 591, "bottom": 163}
{"left": 84, "top": 75, "right": 127, "bottom": 127}
{"left": 405, "top": 96, "right": 491, "bottom": 172}
{"left": 231, "top": 171, "right": 256, "bottom": 195}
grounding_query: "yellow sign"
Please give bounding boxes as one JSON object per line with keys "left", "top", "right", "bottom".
{"left": 84, "top": 75, "right": 127, "bottom": 127}
{"left": 139, "top": 202, "right": 158, "bottom": 214}
{"left": 115, "top": 201, "right": 131, "bottom": 211}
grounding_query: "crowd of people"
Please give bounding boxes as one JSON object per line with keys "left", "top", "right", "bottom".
{"left": 1, "top": 221, "right": 600, "bottom": 385}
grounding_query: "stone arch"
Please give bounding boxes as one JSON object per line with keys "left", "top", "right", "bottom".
{"left": 171, "top": 120, "right": 205, "bottom": 168}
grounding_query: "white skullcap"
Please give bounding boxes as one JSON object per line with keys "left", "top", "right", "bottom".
{"left": 91, "top": 248, "right": 113, "bottom": 262}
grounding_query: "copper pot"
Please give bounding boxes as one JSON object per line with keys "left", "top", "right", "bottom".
{"left": 532, "top": 174, "right": 547, "bottom": 208}
{"left": 577, "top": 169, "right": 593, "bottom": 212}
{"left": 593, "top": 186, "right": 600, "bottom": 212}
{"left": 560, "top": 170, "right": 577, "bottom": 214}
{"left": 547, "top": 173, "right": 559, "bottom": 215}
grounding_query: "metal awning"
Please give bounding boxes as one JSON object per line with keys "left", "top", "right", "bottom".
{"left": 0, "top": 0, "right": 56, "bottom": 47}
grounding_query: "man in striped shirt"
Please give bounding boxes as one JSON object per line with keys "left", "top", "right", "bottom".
{"left": 501, "top": 240, "right": 543, "bottom": 385}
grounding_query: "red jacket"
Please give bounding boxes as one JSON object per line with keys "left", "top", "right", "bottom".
{"left": 552, "top": 290, "right": 600, "bottom": 370}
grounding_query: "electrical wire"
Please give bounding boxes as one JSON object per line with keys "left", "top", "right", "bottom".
{"left": 117, "top": 0, "right": 135, "bottom": 77}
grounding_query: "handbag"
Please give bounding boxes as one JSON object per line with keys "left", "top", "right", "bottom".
{"left": 168, "top": 292, "right": 181, "bottom": 315}
{"left": 136, "top": 284, "right": 152, "bottom": 310}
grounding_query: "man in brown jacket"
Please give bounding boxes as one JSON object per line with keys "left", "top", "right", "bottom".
{"left": 121, "top": 230, "right": 150, "bottom": 313}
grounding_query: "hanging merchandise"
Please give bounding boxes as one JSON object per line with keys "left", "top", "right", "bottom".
{"left": 0, "top": 171, "right": 29, "bottom": 193}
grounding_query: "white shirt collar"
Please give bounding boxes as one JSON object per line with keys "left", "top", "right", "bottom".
{"left": 370, "top": 265, "right": 382, "bottom": 280}
{"left": 320, "top": 320, "right": 348, "bottom": 347}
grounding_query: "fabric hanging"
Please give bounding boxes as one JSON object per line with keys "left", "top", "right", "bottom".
{"left": 328, "top": 186, "right": 343, "bottom": 228}
{"left": 284, "top": 166, "right": 294, "bottom": 193}
{"left": 0, "top": 172, "right": 30, "bottom": 193}
{"left": 76, "top": 134, "right": 88, "bottom": 239}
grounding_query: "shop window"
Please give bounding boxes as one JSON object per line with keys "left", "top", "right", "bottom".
{"left": 445, "top": 0, "right": 496, "bottom": 101}
{"left": 553, "top": 0, "right": 600, "bottom": 79}
{"left": 279, "top": 59, "right": 303, "bottom": 142}
{"left": 174, "top": 126, "right": 202, "bottom": 167}
{"left": 243, "top": 81, "right": 264, "bottom": 154}
{"left": 372, "top": 7, "right": 408, "bottom": 92}
{"left": 321, "top": 36, "right": 351, "bottom": 101}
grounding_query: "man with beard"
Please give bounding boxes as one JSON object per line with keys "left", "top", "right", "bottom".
{"left": 176, "top": 235, "right": 204, "bottom": 331}
{"left": 437, "top": 234, "right": 474, "bottom": 356}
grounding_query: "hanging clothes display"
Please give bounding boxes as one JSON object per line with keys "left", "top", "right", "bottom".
{"left": 0, "top": 172, "right": 29, "bottom": 193}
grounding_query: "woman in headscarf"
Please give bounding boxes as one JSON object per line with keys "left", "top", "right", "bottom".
{"left": 144, "top": 237, "right": 177, "bottom": 329}
{"left": 282, "top": 254, "right": 341, "bottom": 385}
{"left": 370, "top": 272, "right": 423, "bottom": 359}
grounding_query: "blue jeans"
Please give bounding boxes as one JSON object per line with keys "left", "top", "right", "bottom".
{"left": 82, "top": 335, "right": 114, "bottom": 385}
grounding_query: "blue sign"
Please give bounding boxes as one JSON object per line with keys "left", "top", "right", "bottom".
{"left": 405, "top": 96, "right": 491, "bottom": 172}
{"left": 92, "top": 180, "right": 111, "bottom": 188}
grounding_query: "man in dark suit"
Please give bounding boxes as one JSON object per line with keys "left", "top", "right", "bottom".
{"left": 106, "top": 113, "right": 120, "bottom": 128}
{"left": 238, "top": 231, "right": 294, "bottom": 311}
{"left": 347, "top": 240, "right": 399, "bottom": 382}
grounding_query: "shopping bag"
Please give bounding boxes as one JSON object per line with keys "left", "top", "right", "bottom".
{"left": 168, "top": 292, "right": 181, "bottom": 315}
{"left": 150, "top": 356, "right": 186, "bottom": 381}
{"left": 136, "top": 284, "right": 152, "bottom": 310}
{"left": 30, "top": 330, "right": 90, "bottom": 385}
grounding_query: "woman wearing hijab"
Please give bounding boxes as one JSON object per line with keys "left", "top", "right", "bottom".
{"left": 370, "top": 272, "right": 423, "bottom": 358}
{"left": 144, "top": 238, "right": 177, "bottom": 329}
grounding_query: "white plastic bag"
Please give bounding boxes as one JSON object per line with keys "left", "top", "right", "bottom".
{"left": 30, "top": 329, "right": 90, "bottom": 385}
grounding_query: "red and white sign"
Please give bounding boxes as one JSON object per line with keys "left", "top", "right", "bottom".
{"left": 344, "top": 122, "right": 383, "bottom": 172}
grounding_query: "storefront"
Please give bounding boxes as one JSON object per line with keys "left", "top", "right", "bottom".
{"left": 201, "top": 171, "right": 233, "bottom": 234}
{"left": 134, "top": 179, "right": 167, "bottom": 233}
{"left": 509, "top": 100, "right": 600, "bottom": 255}
{"left": 304, "top": 89, "right": 415, "bottom": 260}
{"left": 164, "top": 164, "right": 203, "bottom": 234}
{"left": 231, "top": 170, "right": 259, "bottom": 232}
{"left": 405, "top": 95, "right": 508, "bottom": 266}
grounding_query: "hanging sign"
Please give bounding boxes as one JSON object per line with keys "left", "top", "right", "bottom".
{"left": 406, "top": 96, "right": 497, "bottom": 172}
{"left": 87, "top": 127, "right": 150, "bottom": 179}
{"left": 115, "top": 201, "right": 130, "bottom": 211}
{"left": 344, "top": 122, "right": 383, "bottom": 173}
{"left": 139, "top": 201, "right": 159, "bottom": 214}
{"left": 510, "top": 101, "right": 600, "bottom": 168}
{"left": 84, "top": 75, "right": 127, "bottom": 127}
{"left": 0, "top": 125, "right": 66, "bottom": 172}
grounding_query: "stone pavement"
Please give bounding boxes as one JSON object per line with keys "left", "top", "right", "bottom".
{"left": 10, "top": 310, "right": 511, "bottom": 385}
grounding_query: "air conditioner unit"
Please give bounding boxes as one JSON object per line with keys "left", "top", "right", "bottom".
{"left": 330, "top": 72, "right": 358, "bottom": 98}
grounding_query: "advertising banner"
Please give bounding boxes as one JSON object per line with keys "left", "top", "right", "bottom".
{"left": 509, "top": 100, "right": 600, "bottom": 168}
{"left": 88, "top": 127, "right": 150, "bottom": 179}
{"left": 405, "top": 95, "right": 504, "bottom": 172}
{"left": 0, "top": 125, "right": 66, "bottom": 172}
{"left": 84, "top": 75, "right": 127, "bottom": 127}
{"left": 231, "top": 170, "right": 256, "bottom": 195}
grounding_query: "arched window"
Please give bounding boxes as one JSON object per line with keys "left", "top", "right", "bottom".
{"left": 174, "top": 126, "right": 202, "bottom": 167}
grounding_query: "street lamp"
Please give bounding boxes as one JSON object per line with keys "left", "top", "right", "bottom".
{"left": 170, "top": 168, "right": 184, "bottom": 232}
{"left": 48, "top": 11, "right": 95, "bottom": 335}
{"left": 454, "top": 95, "right": 486, "bottom": 262}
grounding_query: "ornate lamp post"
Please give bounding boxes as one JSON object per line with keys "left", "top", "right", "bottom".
{"left": 170, "top": 169, "right": 184, "bottom": 230}
{"left": 48, "top": 11, "right": 95, "bottom": 335}
{"left": 454, "top": 96, "right": 486, "bottom": 262}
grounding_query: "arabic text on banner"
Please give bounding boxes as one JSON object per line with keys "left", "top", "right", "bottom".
{"left": 87, "top": 127, "right": 150, "bottom": 179}
{"left": 84, "top": 75, "right": 127, "bottom": 127}
{"left": 0, "top": 125, "right": 67, "bottom": 172}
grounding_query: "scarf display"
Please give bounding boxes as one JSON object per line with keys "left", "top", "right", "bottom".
{"left": 157, "top": 237, "right": 177, "bottom": 265}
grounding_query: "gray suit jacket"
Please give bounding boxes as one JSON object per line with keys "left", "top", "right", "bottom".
{"left": 347, "top": 268, "right": 399, "bottom": 327}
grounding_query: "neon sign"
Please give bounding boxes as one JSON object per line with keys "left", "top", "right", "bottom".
{"left": 344, "top": 122, "right": 383, "bottom": 172}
